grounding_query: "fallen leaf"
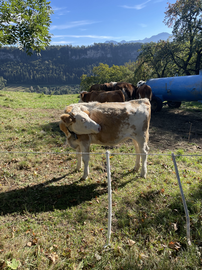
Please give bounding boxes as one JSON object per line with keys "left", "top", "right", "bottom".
{"left": 26, "top": 242, "right": 32, "bottom": 247}
{"left": 6, "top": 259, "right": 21, "bottom": 269}
{"left": 62, "top": 248, "right": 71, "bottom": 258}
{"left": 139, "top": 253, "right": 148, "bottom": 259}
{"left": 47, "top": 253, "right": 58, "bottom": 264}
{"left": 168, "top": 241, "right": 181, "bottom": 250}
{"left": 127, "top": 239, "right": 136, "bottom": 246}
{"left": 172, "top": 223, "right": 178, "bottom": 231}
{"left": 95, "top": 252, "right": 101, "bottom": 261}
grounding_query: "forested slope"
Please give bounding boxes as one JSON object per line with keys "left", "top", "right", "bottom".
{"left": 0, "top": 43, "right": 142, "bottom": 85}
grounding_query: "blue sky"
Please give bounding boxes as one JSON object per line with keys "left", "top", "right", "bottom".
{"left": 49, "top": 0, "right": 175, "bottom": 47}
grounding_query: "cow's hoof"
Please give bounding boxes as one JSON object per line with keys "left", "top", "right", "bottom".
{"left": 81, "top": 175, "right": 88, "bottom": 180}
{"left": 140, "top": 173, "right": 146, "bottom": 179}
{"left": 134, "top": 167, "right": 140, "bottom": 172}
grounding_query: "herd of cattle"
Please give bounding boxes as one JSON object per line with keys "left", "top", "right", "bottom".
{"left": 79, "top": 81, "right": 152, "bottom": 103}
{"left": 59, "top": 81, "right": 152, "bottom": 180}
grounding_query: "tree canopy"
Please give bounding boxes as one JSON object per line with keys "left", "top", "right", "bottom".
{"left": 0, "top": 0, "right": 52, "bottom": 55}
{"left": 164, "top": 0, "right": 202, "bottom": 74}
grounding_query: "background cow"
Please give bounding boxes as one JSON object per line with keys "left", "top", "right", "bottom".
{"left": 79, "top": 90, "right": 125, "bottom": 103}
{"left": 89, "top": 84, "right": 107, "bottom": 92}
{"left": 89, "top": 82, "right": 117, "bottom": 92}
{"left": 136, "top": 81, "right": 152, "bottom": 101}
{"left": 60, "top": 99, "right": 151, "bottom": 179}
{"left": 112, "top": 82, "right": 137, "bottom": 101}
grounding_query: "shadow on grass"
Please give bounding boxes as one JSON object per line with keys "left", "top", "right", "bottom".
{"left": 0, "top": 172, "right": 100, "bottom": 215}
{"left": 0, "top": 167, "right": 139, "bottom": 215}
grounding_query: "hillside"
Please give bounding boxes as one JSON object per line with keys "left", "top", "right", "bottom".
{"left": 0, "top": 43, "right": 142, "bottom": 86}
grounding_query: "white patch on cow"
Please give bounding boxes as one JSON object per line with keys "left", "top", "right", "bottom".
{"left": 137, "top": 80, "right": 146, "bottom": 88}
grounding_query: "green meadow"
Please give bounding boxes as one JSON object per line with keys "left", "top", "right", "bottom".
{"left": 0, "top": 90, "right": 202, "bottom": 270}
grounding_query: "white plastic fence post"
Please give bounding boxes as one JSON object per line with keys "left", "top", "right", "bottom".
{"left": 172, "top": 153, "right": 191, "bottom": 245}
{"left": 104, "top": 150, "right": 112, "bottom": 248}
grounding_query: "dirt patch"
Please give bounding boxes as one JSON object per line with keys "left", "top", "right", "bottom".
{"left": 149, "top": 107, "right": 202, "bottom": 151}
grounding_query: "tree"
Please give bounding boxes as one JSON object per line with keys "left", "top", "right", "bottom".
{"left": 164, "top": 0, "right": 202, "bottom": 74}
{"left": 80, "top": 63, "right": 134, "bottom": 92}
{"left": 135, "top": 41, "right": 178, "bottom": 79}
{"left": 0, "top": 0, "right": 53, "bottom": 55}
{"left": 0, "top": 76, "right": 6, "bottom": 89}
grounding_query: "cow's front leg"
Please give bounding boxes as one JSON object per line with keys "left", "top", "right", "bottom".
{"left": 76, "top": 146, "right": 82, "bottom": 171}
{"left": 80, "top": 143, "right": 90, "bottom": 180}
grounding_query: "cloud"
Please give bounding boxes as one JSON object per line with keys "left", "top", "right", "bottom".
{"left": 121, "top": 0, "right": 151, "bottom": 10}
{"left": 51, "top": 41, "right": 74, "bottom": 45}
{"left": 50, "top": 20, "right": 98, "bottom": 30}
{"left": 52, "top": 35, "right": 121, "bottom": 40}
{"left": 52, "top": 6, "right": 70, "bottom": 14}
{"left": 139, "top": 23, "right": 147, "bottom": 28}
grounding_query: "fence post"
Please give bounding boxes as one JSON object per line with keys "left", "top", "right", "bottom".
{"left": 172, "top": 153, "right": 191, "bottom": 245}
{"left": 104, "top": 150, "right": 112, "bottom": 248}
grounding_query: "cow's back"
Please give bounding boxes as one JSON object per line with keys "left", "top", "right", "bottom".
{"left": 87, "top": 99, "right": 151, "bottom": 145}
{"left": 136, "top": 84, "right": 152, "bottom": 100}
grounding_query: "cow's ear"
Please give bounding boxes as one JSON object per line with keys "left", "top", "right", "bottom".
{"left": 59, "top": 121, "right": 70, "bottom": 137}
{"left": 60, "top": 114, "right": 73, "bottom": 126}
{"left": 83, "top": 110, "right": 90, "bottom": 116}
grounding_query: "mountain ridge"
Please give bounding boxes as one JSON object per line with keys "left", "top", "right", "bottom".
{"left": 105, "top": 32, "right": 172, "bottom": 45}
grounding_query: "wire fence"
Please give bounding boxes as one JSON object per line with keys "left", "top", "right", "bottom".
{"left": 0, "top": 150, "right": 202, "bottom": 157}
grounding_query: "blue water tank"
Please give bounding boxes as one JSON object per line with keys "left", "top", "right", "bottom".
{"left": 146, "top": 70, "right": 202, "bottom": 102}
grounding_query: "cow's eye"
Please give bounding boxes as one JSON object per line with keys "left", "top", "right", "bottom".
{"left": 81, "top": 118, "right": 86, "bottom": 123}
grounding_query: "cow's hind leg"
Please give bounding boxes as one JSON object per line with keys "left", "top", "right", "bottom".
{"left": 133, "top": 138, "right": 148, "bottom": 178}
{"left": 132, "top": 139, "right": 141, "bottom": 173}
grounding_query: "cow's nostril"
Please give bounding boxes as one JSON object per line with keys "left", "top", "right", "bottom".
{"left": 98, "top": 125, "right": 101, "bottom": 132}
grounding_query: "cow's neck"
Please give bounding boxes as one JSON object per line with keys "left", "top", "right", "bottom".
{"left": 67, "top": 126, "right": 78, "bottom": 140}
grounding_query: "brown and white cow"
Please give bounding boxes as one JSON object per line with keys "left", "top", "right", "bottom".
{"left": 79, "top": 90, "right": 125, "bottom": 103}
{"left": 59, "top": 99, "right": 151, "bottom": 179}
{"left": 136, "top": 81, "right": 152, "bottom": 101}
{"left": 112, "top": 82, "right": 137, "bottom": 101}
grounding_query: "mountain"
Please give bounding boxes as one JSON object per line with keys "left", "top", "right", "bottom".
{"left": 105, "top": 32, "right": 172, "bottom": 44}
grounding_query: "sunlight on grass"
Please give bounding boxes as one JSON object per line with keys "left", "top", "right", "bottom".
{"left": 0, "top": 90, "right": 202, "bottom": 269}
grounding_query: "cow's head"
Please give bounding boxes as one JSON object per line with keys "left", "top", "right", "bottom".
{"left": 79, "top": 91, "right": 88, "bottom": 103}
{"left": 137, "top": 80, "right": 146, "bottom": 88}
{"left": 60, "top": 110, "right": 101, "bottom": 134}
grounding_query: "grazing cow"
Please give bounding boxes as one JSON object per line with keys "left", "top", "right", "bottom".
{"left": 89, "top": 84, "right": 107, "bottom": 92}
{"left": 59, "top": 99, "right": 151, "bottom": 179}
{"left": 136, "top": 81, "right": 152, "bottom": 101}
{"left": 112, "top": 82, "right": 137, "bottom": 101}
{"left": 89, "top": 82, "right": 117, "bottom": 92}
{"left": 79, "top": 90, "right": 125, "bottom": 103}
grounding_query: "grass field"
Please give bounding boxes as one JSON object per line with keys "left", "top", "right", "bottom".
{"left": 0, "top": 90, "right": 202, "bottom": 270}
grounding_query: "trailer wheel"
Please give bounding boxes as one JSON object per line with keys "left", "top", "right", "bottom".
{"left": 167, "top": 101, "right": 182, "bottom": 108}
{"left": 151, "top": 96, "right": 163, "bottom": 112}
